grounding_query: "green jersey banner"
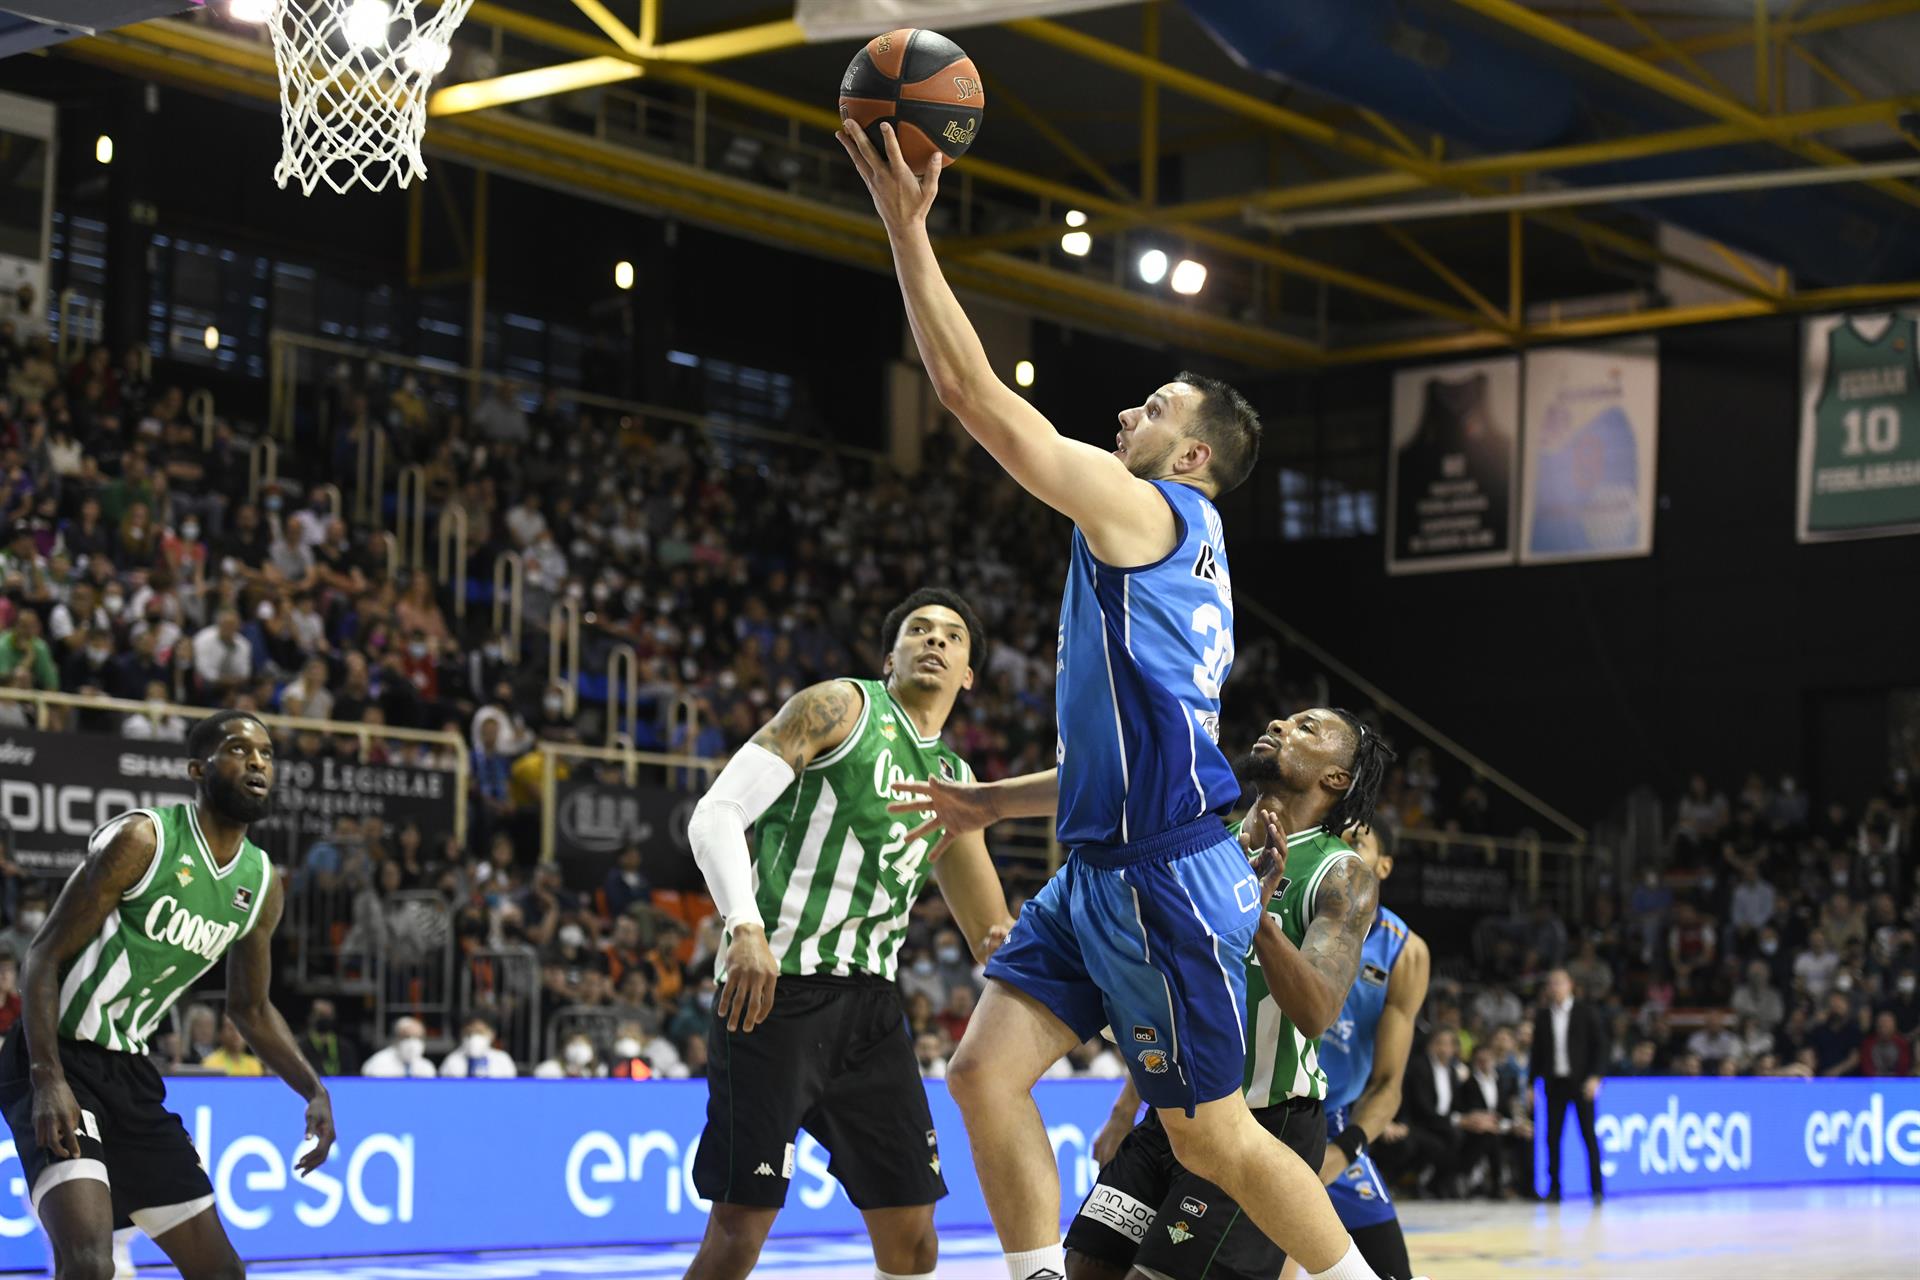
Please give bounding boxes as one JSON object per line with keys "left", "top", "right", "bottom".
{"left": 1798, "top": 311, "right": 1920, "bottom": 542}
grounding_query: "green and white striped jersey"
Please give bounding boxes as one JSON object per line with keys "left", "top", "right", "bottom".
{"left": 60, "top": 805, "right": 274, "bottom": 1055}
{"left": 728, "top": 678, "right": 973, "bottom": 982}
{"left": 1242, "top": 823, "right": 1360, "bottom": 1107}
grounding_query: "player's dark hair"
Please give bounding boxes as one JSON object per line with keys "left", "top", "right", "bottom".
{"left": 1323, "top": 709, "right": 1395, "bottom": 837}
{"left": 1175, "top": 370, "right": 1262, "bottom": 496}
{"left": 186, "top": 710, "right": 266, "bottom": 761}
{"left": 1351, "top": 813, "right": 1396, "bottom": 860}
{"left": 881, "top": 588, "right": 987, "bottom": 674}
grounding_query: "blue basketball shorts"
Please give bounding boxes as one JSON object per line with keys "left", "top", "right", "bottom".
{"left": 1325, "top": 1104, "right": 1399, "bottom": 1229}
{"left": 983, "top": 816, "right": 1260, "bottom": 1114}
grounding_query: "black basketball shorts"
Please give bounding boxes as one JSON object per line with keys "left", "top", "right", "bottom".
{"left": 1065, "top": 1095, "right": 1327, "bottom": 1280}
{"left": 692, "top": 972, "right": 948, "bottom": 1210}
{"left": 0, "top": 1029, "right": 217, "bottom": 1235}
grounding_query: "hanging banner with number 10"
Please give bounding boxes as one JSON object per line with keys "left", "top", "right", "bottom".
{"left": 1798, "top": 310, "right": 1920, "bottom": 542}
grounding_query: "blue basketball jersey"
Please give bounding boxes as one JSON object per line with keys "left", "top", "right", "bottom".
{"left": 1320, "top": 906, "right": 1413, "bottom": 1111}
{"left": 1054, "top": 480, "right": 1238, "bottom": 848}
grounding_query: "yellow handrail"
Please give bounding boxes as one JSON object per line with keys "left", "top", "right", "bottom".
{"left": 606, "top": 643, "right": 639, "bottom": 749}
{"left": 436, "top": 505, "right": 469, "bottom": 618}
{"left": 247, "top": 438, "right": 278, "bottom": 507}
{"left": 492, "top": 551, "right": 524, "bottom": 661}
{"left": 547, "top": 598, "right": 582, "bottom": 715}
{"left": 396, "top": 466, "right": 428, "bottom": 572}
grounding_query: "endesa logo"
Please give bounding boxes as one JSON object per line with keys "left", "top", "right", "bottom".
{"left": 1804, "top": 1093, "right": 1920, "bottom": 1170}
{"left": 1594, "top": 1095, "right": 1752, "bottom": 1178}
{"left": 0, "top": 1106, "right": 413, "bottom": 1239}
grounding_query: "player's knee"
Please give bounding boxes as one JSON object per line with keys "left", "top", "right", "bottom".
{"left": 945, "top": 1042, "right": 994, "bottom": 1110}
{"left": 54, "top": 1246, "right": 118, "bottom": 1280}
{"left": 701, "top": 1202, "right": 775, "bottom": 1262}
{"left": 884, "top": 1214, "right": 937, "bottom": 1273}
{"left": 1163, "top": 1123, "right": 1229, "bottom": 1186}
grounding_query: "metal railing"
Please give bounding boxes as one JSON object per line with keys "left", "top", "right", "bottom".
{"left": 188, "top": 389, "right": 216, "bottom": 449}
{"left": 437, "top": 504, "right": 469, "bottom": 619}
{"left": 396, "top": 465, "right": 428, "bottom": 572}
{"left": 547, "top": 598, "right": 582, "bottom": 715}
{"left": 605, "top": 643, "right": 639, "bottom": 749}
{"left": 492, "top": 551, "right": 525, "bottom": 660}
{"left": 54, "top": 289, "right": 103, "bottom": 367}
{"left": 374, "top": 890, "right": 459, "bottom": 1048}
{"left": 247, "top": 437, "right": 278, "bottom": 506}
{"left": 459, "top": 945, "right": 542, "bottom": 1068}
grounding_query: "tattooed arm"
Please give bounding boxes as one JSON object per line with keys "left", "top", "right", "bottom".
{"left": 1250, "top": 855, "right": 1379, "bottom": 1038}
{"left": 692, "top": 680, "right": 862, "bottom": 1033}
{"left": 746, "top": 679, "right": 863, "bottom": 771}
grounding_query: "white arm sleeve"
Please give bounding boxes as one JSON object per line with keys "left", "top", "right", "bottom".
{"left": 687, "top": 742, "right": 798, "bottom": 933}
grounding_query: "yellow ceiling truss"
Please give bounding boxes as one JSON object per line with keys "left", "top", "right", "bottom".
{"left": 60, "top": 0, "right": 1920, "bottom": 367}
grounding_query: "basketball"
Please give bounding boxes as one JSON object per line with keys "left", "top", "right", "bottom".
{"left": 838, "top": 28, "right": 985, "bottom": 174}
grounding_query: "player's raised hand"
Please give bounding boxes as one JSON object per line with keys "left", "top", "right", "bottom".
{"left": 296, "top": 1091, "right": 336, "bottom": 1176}
{"left": 887, "top": 775, "right": 998, "bottom": 861}
{"left": 839, "top": 120, "right": 943, "bottom": 232}
{"left": 31, "top": 1074, "right": 83, "bottom": 1161}
{"left": 1244, "top": 795, "right": 1290, "bottom": 900}
{"left": 718, "top": 923, "right": 781, "bottom": 1034}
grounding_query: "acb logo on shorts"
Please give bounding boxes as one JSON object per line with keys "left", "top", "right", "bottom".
{"left": 1137, "top": 1049, "right": 1169, "bottom": 1074}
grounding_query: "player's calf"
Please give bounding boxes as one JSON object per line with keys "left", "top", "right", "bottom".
{"left": 684, "top": 1203, "right": 779, "bottom": 1280}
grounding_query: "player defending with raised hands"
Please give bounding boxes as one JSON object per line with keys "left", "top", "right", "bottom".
{"left": 0, "top": 712, "right": 334, "bottom": 1280}
{"left": 682, "top": 589, "right": 1015, "bottom": 1280}
{"left": 844, "top": 118, "right": 1414, "bottom": 1280}
{"left": 1063, "top": 711, "right": 1397, "bottom": 1280}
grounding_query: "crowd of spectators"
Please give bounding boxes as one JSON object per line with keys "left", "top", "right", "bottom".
{"left": 10, "top": 335, "right": 1918, "bottom": 1211}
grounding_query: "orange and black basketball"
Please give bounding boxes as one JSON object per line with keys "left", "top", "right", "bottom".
{"left": 838, "top": 28, "right": 985, "bottom": 174}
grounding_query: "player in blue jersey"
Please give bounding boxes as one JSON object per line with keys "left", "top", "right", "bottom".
{"left": 1298, "top": 820, "right": 1429, "bottom": 1280}
{"left": 846, "top": 121, "right": 1413, "bottom": 1280}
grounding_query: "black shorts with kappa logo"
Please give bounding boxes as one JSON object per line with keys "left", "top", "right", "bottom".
{"left": 692, "top": 972, "right": 948, "bottom": 1210}
{"left": 0, "top": 1029, "right": 216, "bottom": 1231}
{"left": 1065, "top": 1095, "right": 1327, "bottom": 1280}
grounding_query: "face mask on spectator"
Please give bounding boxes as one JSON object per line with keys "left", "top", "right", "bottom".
{"left": 396, "top": 1037, "right": 425, "bottom": 1064}
{"left": 87, "top": 646, "right": 111, "bottom": 665}
{"left": 465, "top": 1032, "right": 493, "bottom": 1058}
{"left": 543, "top": 693, "right": 565, "bottom": 717}
{"left": 409, "top": 641, "right": 429, "bottom": 659}
{"left": 1900, "top": 976, "right": 1916, "bottom": 995}
{"left": 266, "top": 495, "right": 283, "bottom": 512}
{"left": 559, "top": 925, "right": 586, "bottom": 950}
{"left": 1836, "top": 974, "right": 1855, "bottom": 993}
{"left": 696, "top": 989, "right": 715, "bottom": 1012}
{"left": 18, "top": 910, "right": 46, "bottom": 931}
{"left": 1833, "top": 872, "right": 1849, "bottom": 887}
{"left": 104, "top": 593, "right": 124, "bottom": 614}
{"left": 181, "top": 521, "right": 200, "bottom": 541}
{"left": 612, "top": 1036, "right": 642, "bottom": 1060}
{"left": 564, "top": 1041, "right": 594, "bottom": 1068}
{"left": 911, "top": 956, "right": 934, "bottom": 975}
{"left": 1760, "top": 938, "right": 1778, "bottom": 955}
{"left": 936, "top": 945, "right": 962, "bottom": 965}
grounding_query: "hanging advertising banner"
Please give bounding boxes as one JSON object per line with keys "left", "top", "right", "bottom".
{"left": 1797, "top": 310, "right": 1920, "bottom": 542}
{"left": 0, "top": 728, "right": 455, "bottom": 874}
{"left": 1520, "top": 345, "right": 1660, "bottom": 564}
{"left": 1386, "top": 356, "right": 1521, "bottom": 574}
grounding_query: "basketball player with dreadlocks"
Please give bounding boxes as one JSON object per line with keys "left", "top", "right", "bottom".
{"left": 1055, "top": 709, "right": 1400, "bottom": 1280}
{"left": 0, "top": 711, "right": 334, "bottom": 1280}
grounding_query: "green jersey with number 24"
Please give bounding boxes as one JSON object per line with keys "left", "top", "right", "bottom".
{"left": 725, "top": 678, "right": 973, "bottom": 982}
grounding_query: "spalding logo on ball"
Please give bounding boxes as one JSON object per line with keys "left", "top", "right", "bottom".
{"left": 839, "top": 28, "right": 986, "bottom": 174}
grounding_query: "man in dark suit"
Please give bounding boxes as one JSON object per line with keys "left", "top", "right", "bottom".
{"left": 1532, "top": 967, "right": 1609, "bottom": 1201}
{"left": 1454, "top": 1041, "right": 1532, "bottom": 1196}
{"left": 1396, "top": 1026, "right": 1466, "bottom": 1197}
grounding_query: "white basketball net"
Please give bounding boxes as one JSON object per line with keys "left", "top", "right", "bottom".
{"left": 266, "top": 0, "right": 476, "bottom": 195}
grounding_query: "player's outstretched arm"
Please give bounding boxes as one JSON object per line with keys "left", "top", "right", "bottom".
{"left": 931, "top": 829, "right": 1016, "bottom": 965}
{"left": 21, "top": 813, "right": 158, "bottom": 1160}
{"left": 1092, "top": 1077, "right": 1143, "bottom": 1165}
{"left": 1250, "top": 853, "right": 1379, "bottom": 1039}
{"left": 1323, "top": 931, "right": 1428, "bottom": 1185}
{"left": 692, "top": 680, "right": 863, "bottom": 1033}
{"left": 228, "top": 871, "right": 336, "bottom": 1175}
{"left": 840, "top": 122, "right": 1172, "bottom": 565}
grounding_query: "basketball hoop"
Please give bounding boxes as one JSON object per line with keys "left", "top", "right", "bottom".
{"left": 264, "top": 0, "right": 476, "bottom": 195}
